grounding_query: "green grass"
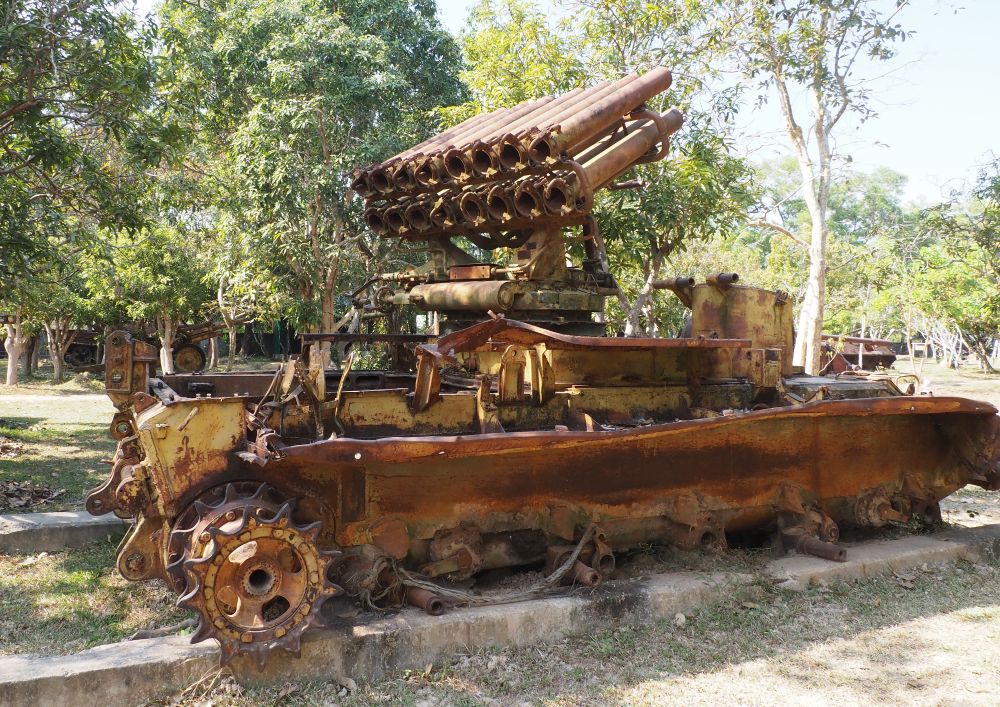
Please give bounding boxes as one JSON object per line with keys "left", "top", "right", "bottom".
{"left": 0, "top": 389, "right": 116, "bottom": 512}
{"left": 0, "top": 359, "right": 106, "bottom": 396}
{"left": 0, "top": 539, "right": 188, "bottom": 655}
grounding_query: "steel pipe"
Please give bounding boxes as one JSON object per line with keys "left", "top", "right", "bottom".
{"left": 529, "top": 67, "right": 673, "bottom": 163}
{"left": 706, "top": 273, "right": 740, "bottom": 290}
{"left": 496, "top": 133, "right": 528, "bottom": 170}
{"left": 542, "top": 177, "right": 571, "bottom": 215}
{"left": 364, "top": 208, "right": 388, "bottom": 236}
{"left": 383, "top": 206, "right": 408, "bottom": 235}
{"left": 408, "top": 280, "right": 518, "bottom": 312}
{"left": 469, "top": 141, "right": 500, "bottom": 177}
{"left": 492, "top": 78, "right": 630, "bottom": 145}
{"left": 486, "top": 185, "right": 515, "bottom": 221}
{"left": 458, "top": 190, "right": 489, "bottom": 224}
{"left": 406, "top": 587, "right": 445, "bottom": 615}
{"left": 578, "top": 116, "right": 664, "bottom": 190}
{"left": 430, "top": 201, "right": 460, "bottom": 229}
{"left": 404, "top": 202, "right": 433, "bottom": 231}
{"left": 570, "top": 560, "right": 600, "bottom": 587}
{"left": 513, "top": 180, "right": 542, "bottom": 217}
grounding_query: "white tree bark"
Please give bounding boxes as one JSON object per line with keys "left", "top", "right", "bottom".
{"left": 3, "top": 308, "right": 29, "bottom": 386}
{"left": 156, "top": 312, "right": 177, "bottom": 375}
{"left": 207, "top": 336, "right": 219, "bottom": 369}
{"left": 770, "top": 70, "right": 830, "bottom": 374}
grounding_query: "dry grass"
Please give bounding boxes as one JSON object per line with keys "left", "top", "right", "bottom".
{"left": 162, "top": 556, "right": 1000, "bottom": 706}
{"left": 907, "top": 358, "right": 1000, "bottom": 408}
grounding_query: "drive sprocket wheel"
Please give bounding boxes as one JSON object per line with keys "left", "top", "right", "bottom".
{"left": 166, "top": 482, "right": 341, "bottom": 667}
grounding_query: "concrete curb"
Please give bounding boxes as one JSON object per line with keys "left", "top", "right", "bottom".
{"left": 766, "top": 523, "right": 1000, "bottom": 590}
{"left": 0, "top": 572, "right": 745, "bottom": 707}
{"left": 0, "top": 511, "right": 127, "bottom": 554}
{"left": 2, "top": 523, "right": 999, "bottom": 707}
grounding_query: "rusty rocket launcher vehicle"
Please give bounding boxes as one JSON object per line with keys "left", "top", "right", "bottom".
{"left": 87, "top": 67, "right": 1000, "bottom": 668}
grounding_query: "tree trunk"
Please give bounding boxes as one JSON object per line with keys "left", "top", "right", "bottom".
{"left": 207, "top": 336, "right": 219, "bottom": 369}
{"left": 31, "top": 335, "right": 41, "bottom": 375}
{"left": 624, "top": 250, "right": 663, "bottom": 337}
{"left": 43, "top": 322, "right": 67, "bottom": 383}
{"left": 3, "top": 309, "right": 28, "bottom": 386}
{"left": 22, "top": 335, "right": 35, "bottom": 379}
{"left": 157, "top": 313, "right": 177, "bottom": 375}
{"left": 226, "top": 324, "right": 237, "bottom": 371}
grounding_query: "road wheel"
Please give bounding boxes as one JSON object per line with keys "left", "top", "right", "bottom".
{"left": 173, "top": 343, "right": 207, "bottom": 373}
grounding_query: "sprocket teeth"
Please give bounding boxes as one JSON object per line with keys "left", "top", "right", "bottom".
{"left": 209, "top": 507, "right": 251, "bottom": 538}
{"left": 259, "top": 500, "right": 295, "bottom": 526}
{"left": 167, "top": 483, "right": 345, "bottom": 670}
{"left": 182, "top": 543, "right": 217, "bottom": 571}
{"left": 178, "top": 578, "right": 203, "bottom": 608}
{"left": 190, "top": 619, "right": 213, "bottom": 643}
{"left": 250, "top": 483, "right": 272, "bottom": 500}
{"left": 291, "top": 519, "right": 322, "bottom": 542}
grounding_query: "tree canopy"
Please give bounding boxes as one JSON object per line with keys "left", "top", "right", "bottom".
{"left": 2, "top": 0, "right": 997, "bottom": 384}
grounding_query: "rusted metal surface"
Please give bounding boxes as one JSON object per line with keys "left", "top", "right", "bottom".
{"left": 86, "top": 66, "right": 1000, "bottom": 670}
{"left": 357, "top": 68, "right": 679, "bottom": 244}
{"left": 87, "top": 311, "right": 1000, "bottom": 668}
{"left": 820, "top": 333, "right": 898, "bottom": 373}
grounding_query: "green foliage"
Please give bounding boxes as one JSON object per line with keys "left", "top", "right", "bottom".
{"left": 82, "top": 228, "right": 213, "bottom": 327}
{"left": 0, "top": 0, "right": 156, "bottom": 279}
{"left": 909, "top": 161, "right": 1000, "bottom": 358}
{"left": 156, "top": 0, "right": 466, "bottom": 329}
{"left": 459, "top": 0, "right": 585, "bottom": 112}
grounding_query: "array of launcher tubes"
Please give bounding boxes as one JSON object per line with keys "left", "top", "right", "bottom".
{"left": 353, "top": 67, "right": 682, "bottom": 245}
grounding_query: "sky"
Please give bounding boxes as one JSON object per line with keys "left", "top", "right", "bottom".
{"left": 432, "top": 0, "right": 1000, "bottom": 205}
{"left": 135, "top": 0, "right": 1000, "bottom": 205}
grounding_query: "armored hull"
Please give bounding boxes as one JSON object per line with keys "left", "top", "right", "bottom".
{"left": 88, "top": 310, "right": 1000, "bottom": 667}
{"left": 85, "top": 67, "right": 1000, "bottom": 668}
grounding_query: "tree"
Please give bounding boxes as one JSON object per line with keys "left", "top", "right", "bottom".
{"left": 156, "top": 0, "right": 466, "bottom": 344}
{"left": 912, "top": 160, "right": 1000, "bottom": 370}
{"left": 720, "top": 0, "right": 911, "bottom": 373}
{"left": 457, "top": 0, "right": 757, "bottom": 335}
{"left": 1, "top": 0, "right": 156, "bottom": 281}
{"left": 83, "top": 228, "right": 213, "bottom": 375}
{"left": 750, "top": 159, "right": 917, "bottom": 339}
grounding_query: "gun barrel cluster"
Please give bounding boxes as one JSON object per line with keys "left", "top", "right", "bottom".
{"left": 354, "top": 67, "right": 683, "bottom": 246}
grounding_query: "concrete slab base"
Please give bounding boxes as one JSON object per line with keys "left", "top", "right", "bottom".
{"left": 766, "top": 523, "right": 1000, "bottom": 590}
{"left": 2, "top": 522, "right": 999, "bottom": 707}
{"left": 0, "top": 511, "right": 127, "bottom": 554}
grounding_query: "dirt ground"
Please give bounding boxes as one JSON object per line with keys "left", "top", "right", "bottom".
{"left": 167, "top": 556, "right": 1000, "bottom": 707}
